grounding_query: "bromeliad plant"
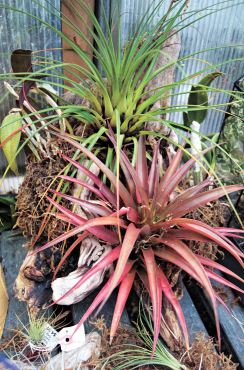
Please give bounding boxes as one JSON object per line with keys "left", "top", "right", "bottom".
{"left": 1, "top": 0, "right": 243, "bottom": 176}
{"left": 33, "top": 134, "right": 244, "bottom": 354}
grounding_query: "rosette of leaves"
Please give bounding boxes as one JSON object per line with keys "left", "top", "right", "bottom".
{"left": 0, "top": 0, "right": 242, "bottom": 173}
{"left": 32, "top": 134, "right": 244, "bottom": 354}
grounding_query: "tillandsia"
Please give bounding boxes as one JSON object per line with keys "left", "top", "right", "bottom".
{"left": 102, "top": 303, "right": 185, "bottom": 370}
{"left": 0, "top": 0, "right": 243, "bottom": 176}
{"left": 32, "top": 134, "right": 244, "bottom": 354}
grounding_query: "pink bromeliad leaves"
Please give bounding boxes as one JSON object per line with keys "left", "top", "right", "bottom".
{"left": 36, "top": 133, "right": 243, "bottom": 354}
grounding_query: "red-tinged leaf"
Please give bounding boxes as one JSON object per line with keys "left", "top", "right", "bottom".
{"left": 172, "top": 177, "right": 213, "bottom": 202}
{"left": 176, "top": 219, "right": 244, "bottom": 266}
{"left": 47, "top": 196, "right": 86, "bottom": 225}
{"left": 47, "top": 196, "right": 119, "bottom": 244}
{"left": 148, "top": 142, "right": 160, "bottom": 199}
{"left": 197, "top": 255, "right": 244, "bottom": 284}
{"left": 97, "top": 224, "right": 142, "bottom": 313}
{"left": 53, "top": 232, "right": 88, "bottom": 280}
{"left": 71, "top": 261, "right": 134, "bottom": 339}
{"left": 205, "top": 268, "right": 244, "bottom": 294}
{"left": 31, "top": 216, "right": 127, "bottom": 255}
{"left": 61, "top": 154, "right": 117, "bottom": 206}
{"left": 30, "top": 225, "right": 86, "bottom": 256}
{"left": 155, "top": 249, "right": 201, "bottom": 283}
{"left": 59, "top": 175, "right": 107, "bottom": 202}
{"left": 214, "top": 227, "right": 244, "bottom": 240}
{"left": 215, "top": 233, "right": 244, "bottom": 240}
{"left": 126, "top": 207, "right": 140, "bottom": 223}
{"left": 50, "top": 246, "right": 122, "bottom": 307}
{"left": 123, "top": 150, "right": 149, "bottom": 206}
{"left": 138, "top": 270, "right": 150, "bottom": 291}
{"left": 156, "top": 218, "right": 243, "bottom": 257}
{"left": 109, "top": 207, "right": 139, "bottom": 223}
{"left": 153, "top": 236, "right": 220, "bottom": 345}
{"left": 50, "top": 190, "right": 111, "bottom": 217}
{"left": 214, "top": 227, "right": 244, "bottom": 234}
{"left": 162, "top": 178, "right": 212, "bottom": 217}
{"left": 59, "top": 141, "right": 135, "bottom": 208}
{"left": 158, "top": 147, "right": 211, "bottom": 207}
{"left": 118, "top": 151, "right": 136, "bottom": 198}
{"left": 110, "top": 268, "right": 136, "bottom": 344}
{"left": 171, "top": 185, "right": 244, "bottom": 218}
{"left": 154, "top": 237, "right": 213, "bottom": 291}
{"left": 159, "top": 147, "right": 183, "bottom": 189}
{"left": 158, "top": 268, "right": 189, "bottom": 350}
{"left": 216, "top": 295, "right": 232, "bottom": 315}
{"left": 142, "top": 248, "right": 162, "bottom": 355}
{"left": 165, "top": 229, "right": 211, "bottom": 243}
{"left": 55, "top": 212, "right": 79, "bottom": 226}
{"left": 108, "top": 132, "right": 149, "bottom": 207}
{"left": 211, "top": 231, "right": 242, "bottom": 250}
{"left": 136, "top": 136, "right": 149, "bottom": 195}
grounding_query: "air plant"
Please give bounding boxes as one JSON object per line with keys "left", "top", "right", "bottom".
{"left": 0, "top": 0, "right": 243, "bottom": 178}
{"left": 102, "top": 303, "right": 186, "bottom": 370}
{"left": 33, "top": 134, "right": 244, "bottom": 354}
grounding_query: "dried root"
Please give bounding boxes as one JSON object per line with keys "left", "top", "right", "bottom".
{"left": 16, "top": 143, "right": 74, "bottom": 247}
{"left": 183, "top": 333, "right": 238, "bottom": 370}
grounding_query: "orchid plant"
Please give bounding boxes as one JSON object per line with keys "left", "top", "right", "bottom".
{"left": 32, "top": 134, "right": 244, "bottom": 354}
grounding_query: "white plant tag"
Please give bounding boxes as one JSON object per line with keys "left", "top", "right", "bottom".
{"left": 29, "top": 323, "right": 59, "bottom": 352}
{"left": 57, "top": 323, "right": 86, "bottom": 352}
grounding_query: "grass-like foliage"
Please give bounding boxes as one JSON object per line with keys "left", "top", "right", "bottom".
{"left": 102, "top": 304, "right": 185, "bottom": 370}
{"left": 32, "top": 133, "right": 244, "bottom": 354}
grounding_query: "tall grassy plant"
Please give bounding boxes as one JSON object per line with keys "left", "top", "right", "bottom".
{"left": 0, "top": 0, "right": 243, "bottom": 153}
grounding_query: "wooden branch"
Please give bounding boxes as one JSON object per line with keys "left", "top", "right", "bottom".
{"left": 61, "top": 0, "right": 95, "bottom": 83}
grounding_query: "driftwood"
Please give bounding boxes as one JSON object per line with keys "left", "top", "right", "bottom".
{"left": 160, "top": 300, "right": 184, "bottom": 352}
{"left": 52, "top": 239, "right": 112, "bottom": 305}
{"left": 14, "top": 250, "right": 52, "bottom": 315}
{"left": 145, "top": 30, "right": 181, "bottom": 132}
{"left": 52, "top": 162, "right": 113, "bottom": 306}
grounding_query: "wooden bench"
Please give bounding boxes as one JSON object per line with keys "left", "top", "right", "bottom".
{"left": 0, "top": 231, "right": 243, "bottom": 368}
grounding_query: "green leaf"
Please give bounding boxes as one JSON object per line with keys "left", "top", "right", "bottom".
{"left": 199, "top": 72, "right": 223, "bottom": 87}
{"left": 183, "top": 111, "right": 190, "bottom": 127}
{"left": 187, "top": 72, "right": 222, "bottom": 124}
{"left": 0, "top": 112, "right": 22, "bottom": 175}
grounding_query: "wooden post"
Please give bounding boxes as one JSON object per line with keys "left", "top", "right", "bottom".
{"left": 61, "top": 0, "right": 95, "bottom": 83}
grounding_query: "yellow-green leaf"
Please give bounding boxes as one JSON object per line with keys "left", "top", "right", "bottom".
{"left": 0, "top": 112, "right": 22, "bottom": 175}
{"left": 0, "top": 263, "right": 9, "bottom": 339}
